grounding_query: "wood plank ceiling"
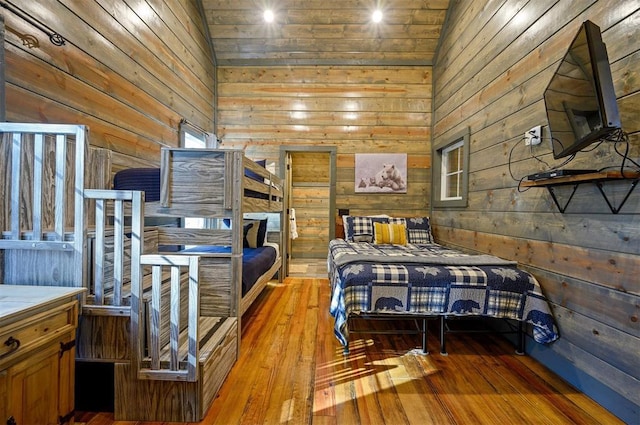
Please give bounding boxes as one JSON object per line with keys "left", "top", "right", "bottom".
{"left": 200, "top": 0, "right": 450, "bottom": 66}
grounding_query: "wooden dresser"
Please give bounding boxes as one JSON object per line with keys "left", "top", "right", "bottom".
{"left": 0, "top": 286, "right": 84, "bottom": 425}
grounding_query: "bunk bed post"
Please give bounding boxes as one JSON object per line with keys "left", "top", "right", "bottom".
{"left": 160, "top": 148, "right": 171, "bottom": 208}
{"left": 127, "top": 190, "right": 145, "bottom": 378}
{"left": 229, "top": 150, "right": 244, "bottom": 353}
{"left": 186, "top": 255, "right": 200, "bottom": 380}
{"left": 74, "top": 126, "right": 88, "bottom": 293}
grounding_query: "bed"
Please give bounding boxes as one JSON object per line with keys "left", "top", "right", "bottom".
{"left": 181, "top": 239, "right": 281, "bottom": 315}
{"left": 105, "top": 148, "right": 283, "bottom": 420}
{"left": 112, "top": 157, "right": 283, "bottom": 315}
{"left": 328, "top": 215, "right": 559, "bottom": 355}
{"left": 0, "top": 124, "right": 283, "bottom": 422}
{"left": 184, "top": 244, "right": 277, "bottom": 296}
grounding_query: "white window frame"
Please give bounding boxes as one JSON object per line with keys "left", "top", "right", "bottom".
{"left": 440, "top": 140, "right": 464, "bottom": 201}
{"left": 433, "top": 127, "right": 470, "bottom": 208}
{"left": 179, "top": 119, "right": 217, "bottom": 149}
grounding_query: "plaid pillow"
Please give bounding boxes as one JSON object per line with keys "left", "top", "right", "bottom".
{"left": 344, "top": 216, "right": 389, "bottom": 242}
{"left": 388, "top": 217, "right": 407, "bottom": 227}
{"left": 406, "top": 216, "right": 433, "bottom": 244}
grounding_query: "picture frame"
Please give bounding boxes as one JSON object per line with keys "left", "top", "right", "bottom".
{"left": 354, "top": 153, "right": 407, "bottom": 193}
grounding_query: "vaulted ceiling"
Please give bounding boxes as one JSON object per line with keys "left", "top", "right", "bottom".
{"left": 200, "top": 0, "right": 450, "bottom": 66}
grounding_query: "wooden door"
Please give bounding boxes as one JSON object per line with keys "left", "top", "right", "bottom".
{"left": 284, "top": 152, "right": 293, "bottom": 276}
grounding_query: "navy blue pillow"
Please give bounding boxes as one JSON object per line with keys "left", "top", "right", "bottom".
{"left": 113, "top": 168, "right": 160, "bottom": 201}
{"left": 245, "top": 159, "right": 267, "bottom": 182}
{"left": 243, "top": 219, "right": 268, "bottom": 248}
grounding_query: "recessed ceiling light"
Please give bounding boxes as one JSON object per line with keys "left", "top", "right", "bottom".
{"left": 372, "top": 9, "right": 383, "bottom": 23}
{"left": 264, "top": 9, "right": 274, "bottom": 23}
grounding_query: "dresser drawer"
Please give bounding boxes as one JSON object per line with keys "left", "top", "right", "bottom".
{"left": 0, "top": 301, "right": 77, "bottom": 366}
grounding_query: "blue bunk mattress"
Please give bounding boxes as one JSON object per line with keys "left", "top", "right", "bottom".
{"left": 183, "top": 245, "right": 277, "bottom": 296}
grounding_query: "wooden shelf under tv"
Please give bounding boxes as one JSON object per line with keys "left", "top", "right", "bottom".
{"left": 521, "top": 170, "right": 640, "bottom": 214}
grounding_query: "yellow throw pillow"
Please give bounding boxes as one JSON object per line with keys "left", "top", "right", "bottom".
{"left": 374, "top": 222, "right": 407, "bottom": 245}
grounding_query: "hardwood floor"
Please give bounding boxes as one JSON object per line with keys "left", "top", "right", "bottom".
{"left": 78, "top": 272, "right": 622, "bottom": 425}
{"left": 287, "top": 257, "right": 328, "bottom": 278}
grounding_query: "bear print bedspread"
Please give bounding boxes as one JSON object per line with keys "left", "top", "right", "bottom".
{"left": 328, "top": 239, "right": 559, "bottom": 347}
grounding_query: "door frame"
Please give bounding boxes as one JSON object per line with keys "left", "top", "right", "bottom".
{"left": 279, "top": 146, "right": 337, "bottom": 277}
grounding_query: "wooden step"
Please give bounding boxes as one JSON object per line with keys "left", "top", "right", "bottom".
{"left": 114, "top": 317, "right": 238, "bottom": 422}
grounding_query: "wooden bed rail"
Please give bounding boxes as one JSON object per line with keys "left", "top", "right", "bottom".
{"left": 242, "top": 156, "right": 284, "bottom": 213}
{"left": 151, "top": 148, "right": 283, "bottom": 217}
{"left": 83, "top": 189, "right": 144, "bottom": 311}
{"left": 0, "top": 123, "right": 86, "bottom": 243}
{"left": 133, "top": 254, "right": 200, "bottom": 382}
{"left": 157, "top": 148, "right": 232, "bottom": 215}
{"left": 0, "top": 123, "right": 87, "bottom": 289}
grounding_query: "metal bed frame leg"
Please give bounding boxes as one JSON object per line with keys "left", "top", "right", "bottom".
{"left": 439, "top": 316, "right": 448, "bottom": 355}
{"left": 516, "top": 321, "right": 525, "bottom": 355}
{"left": 421, "top": 318, "right": 429, "bottom": 355}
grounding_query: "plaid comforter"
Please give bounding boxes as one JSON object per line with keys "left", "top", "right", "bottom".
{"left": 328, "top": 239, "right": 559, "bottom": 347}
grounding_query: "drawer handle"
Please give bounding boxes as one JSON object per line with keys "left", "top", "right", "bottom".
{"left": 0, "top": 337, "right": 21, "bottom": 358}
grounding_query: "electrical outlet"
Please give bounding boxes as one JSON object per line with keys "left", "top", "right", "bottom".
{"left": 524, "top": 125, "right": 542, "bottom": 146}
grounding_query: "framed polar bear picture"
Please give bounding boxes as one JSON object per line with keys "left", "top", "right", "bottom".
{"left": 355, "top": 153, "right": 407, "bottom": 193}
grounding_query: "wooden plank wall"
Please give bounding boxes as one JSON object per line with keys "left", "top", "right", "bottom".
{"left": 432, "top": 0, "right": 640, "bottom": 421}
{"left": 2, "top": 0, "right": 216, "bottom": 172}
{"left": 217, "top": 65, "right": 432, "bottom": 225}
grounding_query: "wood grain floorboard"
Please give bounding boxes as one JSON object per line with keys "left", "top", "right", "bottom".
{"left": 78, "top": 276, "right": 623, "bottom": 425}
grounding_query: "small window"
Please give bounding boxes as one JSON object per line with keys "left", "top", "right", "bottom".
{"left": 441, "top": 140, "right": 464, "bottom": 201}
{"left": 184, "top": 131, "right": 206, "bottom": 149}
{"left": 179, "top": 120, "right": 216, "bottom": 149}
{"left": 433, "top": 128, "right": 470, "bottom": 208}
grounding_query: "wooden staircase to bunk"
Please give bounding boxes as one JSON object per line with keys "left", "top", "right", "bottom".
{"left": 0, "top": 123, "right": 249, "bottom": 422}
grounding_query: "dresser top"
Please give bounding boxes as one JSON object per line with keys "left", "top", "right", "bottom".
{"left": 0, "top": 285, "right": 85, "bottom": 325}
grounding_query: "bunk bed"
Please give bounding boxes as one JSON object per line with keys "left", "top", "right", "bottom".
{"left": 0, "top": 123, "right": 283, "bottom": 422}
{"left": 329, "top": 215, "right": 559, "bottom": 355}
{"left": 111, "top": 159, "right": 283, "bottom": 315}
{"left": 183, "top": 238, "right": 280, "bottom": 315}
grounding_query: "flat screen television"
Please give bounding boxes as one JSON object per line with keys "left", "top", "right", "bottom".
{"left": 544, "top": 20, "right": 621, "bottom": 159}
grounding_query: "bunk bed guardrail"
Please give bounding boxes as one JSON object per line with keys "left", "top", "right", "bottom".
{"left": 83, "top": 189, "right": 143, "bottom": 313}
{"left": 0, "top": 123, "right": 87, "bottom": 290}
